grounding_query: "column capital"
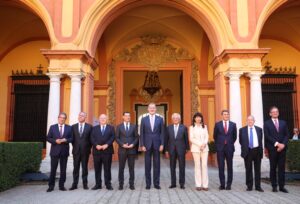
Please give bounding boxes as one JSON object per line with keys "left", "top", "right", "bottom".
{"left": 46, "top": 73, "right": 62, "bottom": 82}
{"left": 247, "top": 72, "right": 265, "bottom": 81}
{"left": 68, "top": 72, "right": 84, "bottom": 80}
{"left": 225, "top": 71, "right": 243, "bottom": 80}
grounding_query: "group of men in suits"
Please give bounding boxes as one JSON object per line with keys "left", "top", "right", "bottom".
{"left": 46, "top": 105, "right": 289, "bottom": 193}
{"left": 214, "top": 107, "right": 289, "bottom": 193}
{"left": 46, "top": 111, "right": 140, "bottom": 192}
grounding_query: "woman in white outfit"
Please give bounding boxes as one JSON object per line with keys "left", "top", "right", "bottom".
{"left": 189, "top": 112, "right": 209, "bottom": 191}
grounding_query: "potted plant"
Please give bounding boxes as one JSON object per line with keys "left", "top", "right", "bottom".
{"left": 208, "top": 141, "right": 218, "bottom": 167}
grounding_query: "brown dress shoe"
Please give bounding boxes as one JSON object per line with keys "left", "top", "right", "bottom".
{"left": 196, "top": 187, "right": 202, "bottom": 191}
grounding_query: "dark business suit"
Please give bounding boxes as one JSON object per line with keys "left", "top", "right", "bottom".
{"left": 116, "top": 123, "right": 139, "bottom": 187}
{"left": 71, "top": 123, "right": 92, "bottom": 187}
{"left": 46, "top": 124, "right": 73, "bottom": 189}
{"left": 239, "top": 125, "right": 263, "bottom": 189}
{"left": 140, "top": 114, "right": 165, "bottom": 187}
{"left": 213, "top": 120, "right": 237, "bottom": 188}
{"left": 165, "top": 124, "right": 189, "bottom": 186}
{"left": 91, "top": 124, "right": 115, "bottom": 188}
{"left": 264, "top": 119, "right": 289, "bottom": 189}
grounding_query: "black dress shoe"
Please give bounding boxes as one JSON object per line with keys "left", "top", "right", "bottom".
{"left": 225, "top": 186, "right": 231, "bottom": 190}
{"left": 106, "top": 186, "right": 113, "bottom": 190}
{"left": 255, "top": 188, "right": 264, "bottom": 192}
{"left": 272, "top": 187, "right": 278, "bottom": 192}
{"left": 154, "top": 185, "right": 161, "bottom": 189}
{"left": 69, "top": 185, "right": 77, "bottom": 190}
{"left": 279, "top": 188, "right": 288, "bottom": 193}
{"left": 180, "top": 185, "right": 185, "bottom": 189}
{"left": 92, "top": 185, "right": 101, "bottom": 190}
{"left": 169, "top": 185, "right": 176, "bottom": 189}
{"left": 118, "top": 186, "right": 123, "bottom": 190}
{"left": 59, "top": 187, "right": 67, "bottom": 191}
{"left": 219, "top": 186, "right": 225, "bottom": 190}
{"left": 130, "top": 186, "right": 135, "bottom": 190}
{"left": 46, "top": 187, "right": 54, "bottom": 192}
{"left": 83, "top": 185, "right": 89, "bottom": 190}
{"left": 146, "top": 186, "right": 150, "bottom": 190}
{"left": 246, "top": 187, "right": 252, "bottom": 191}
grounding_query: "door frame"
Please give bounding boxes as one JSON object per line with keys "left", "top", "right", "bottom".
{"left": 115, "top": 60, "right": 192, "bottom": 126}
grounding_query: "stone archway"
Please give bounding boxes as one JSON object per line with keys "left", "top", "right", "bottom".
{"left": 75, "top": 0, "right": 235, "bottom": 57}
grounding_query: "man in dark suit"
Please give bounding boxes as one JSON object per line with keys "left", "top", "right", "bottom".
{"left": 165, "top": 113, "right": 189, "bottom": 189}
{"left": 115, "top": 112, "right": 139, "bottom": 190}
{"left": 91, "top": 114, "right": 115, "bottom": 190}
{"left": 264, "top": 106, "right": 289, "bottom": 193}
{"left": 140, "top": 103, "right": 165, "bottom": 190}
{"left": 239, "top": 115, "right": 264, "bottom": 192}
{"left": 213, "top": 109, "right": 237, "bottom": 190}
{"left": 69, "top": 112, "right": 93, "bottom": 190}
{"left": 46, "top": 112, "right": 73, "bottom": 192}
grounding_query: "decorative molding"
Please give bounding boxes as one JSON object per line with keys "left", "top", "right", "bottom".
{"left": 41, "top": 49, "right": 98, "bottom": 74}
{"left": 107, "top": 60, "right": 116, "bottom": 124}
{"left": 211, "top": 48, "right": 270, "bottom": 70}
{"left": 11, "top": 64, "right": 46, "bottom": 76}
{"left": 191, "top": 60, "right": 199, "bottom": 115}
{"left": 113, "top": 35, "right": 194, "bottom": 71}
{"left": 108, "top": 35, "right": 198, "bottom": 123}
{"left": 263, "top": 61, "right": 296, "bottom": 75}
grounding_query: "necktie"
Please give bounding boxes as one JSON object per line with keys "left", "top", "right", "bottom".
{"left": 224, "top": 121, "right": 228, "bottom": 134}
{"left": 249, "top": 127, "right": 254, "bottom": 148}
{"left": 274, "top": 119, "right": 279, "bottom": 132}
{"left": 79, "top": 124, "right": 83, "bottom": 137}
{"left": 126, "top": 123, "right": 129, "bottom": 132}
{"left": 101, "top": 126, "right": 105, "bottom": 134}
{"left": 59, "top": 125, "right": 63, "bottom": 137}
{"left": 174, "top": 125, "right": 178, "bottom": 139}
{"left": 150, "top": 116, "right": 154, "bottom": 131}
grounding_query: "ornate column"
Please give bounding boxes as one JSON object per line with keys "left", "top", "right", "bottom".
{"left": 227, "top": 72, "right": 243, "bottom": 156}
{"left": 248, "top": 72, "right": 264, "bottom": 128}
{"left": 46, "top": 73, "right": 61, "bottom": 157}
{"left": 69, "top": 73, "right": 83, "bottom": 125}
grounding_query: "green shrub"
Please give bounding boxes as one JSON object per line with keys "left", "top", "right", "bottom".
{"left": 208, "top": 141, "right": 216, "bottom": 153}
{"left": 286, "top": 140, "right": 300, "bottom": 172}
{"left": 0, "top": 142, "right": 43, "bottom": 192}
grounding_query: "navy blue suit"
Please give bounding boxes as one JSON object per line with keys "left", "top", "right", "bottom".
{"left": 47, "top": 124, "right": 73, "bottom": 188}
{"left": 165, "top": 124, "right": 189, "bottom": 186}
{"left": 91, "top": 124, "right": 115, "bottom": 188}
{"left": 116, "top": 123, "right": 139, "bottom": 187}
{"left": 71, "top": 123, "right": 93, "bottom": 186}
{"left": 264, "top": 119, "right": 289, "bottom": 189}
{"left": 213, "top": 121, "right": 237, "bottom": 188}
{"left": 140, "top": 115, "right": 165, "bottom": 187}
{"left": 239, "top": 126, "right": 263, "bottom": 189}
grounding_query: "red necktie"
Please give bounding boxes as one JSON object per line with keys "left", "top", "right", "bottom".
{"left": 224, "top": 121, "right": 228, "bottom": 134}
{"left": 274, "top": 119, "right": 279, "bottom": 132}
{"left": 224, "top": 122, "right": 227, "bottom": 144}
{"left": 59, "top": 125, "right": 63, "bottom": 137}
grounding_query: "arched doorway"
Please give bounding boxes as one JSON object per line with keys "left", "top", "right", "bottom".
{"left": 259, "top": 0, "right": 300, "bottom": 134}
{"left": 0, "top": 1, "right": 51, "bottom": 150}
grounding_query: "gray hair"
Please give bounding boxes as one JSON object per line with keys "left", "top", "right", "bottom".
{"left": 171, "top": 113, "right": 181, "bottom": 120}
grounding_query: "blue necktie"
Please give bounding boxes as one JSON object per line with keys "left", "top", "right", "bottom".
{"left": 101, "top": 126, "right": 105, "bottom": 134}
{"left": 249, "top": 127, "right": 254, "bottom": 148}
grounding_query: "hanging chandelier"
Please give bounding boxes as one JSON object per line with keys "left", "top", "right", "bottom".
{"left": 142, "top": 71, "right": 161, "bottom": 97}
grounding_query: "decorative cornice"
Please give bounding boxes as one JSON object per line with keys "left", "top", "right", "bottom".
{"left": 41, "top": 49, "right": 98, "bottom": 71}
{"left": 211, "top": 48, "right": 270, "bottom": 70}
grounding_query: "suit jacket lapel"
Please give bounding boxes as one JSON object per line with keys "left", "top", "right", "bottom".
{"left": 56, "top": 124, "right": 60, "bottom": 138}
{"left": 245, "top": 127, "right": 249, "bottom": 147}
